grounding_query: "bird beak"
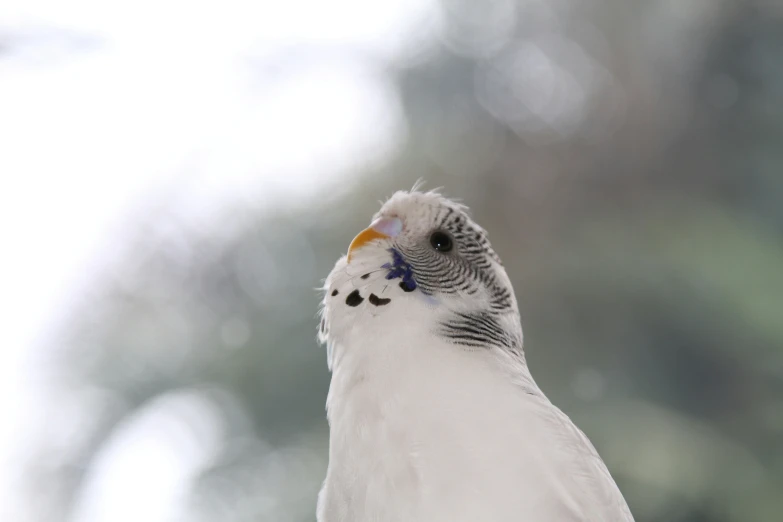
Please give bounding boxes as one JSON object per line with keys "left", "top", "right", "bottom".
{"left": 347, "top": 216, "right": 402, "bottom": 263}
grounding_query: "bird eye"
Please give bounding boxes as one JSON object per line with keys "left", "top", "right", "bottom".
{"left": 429, "top": 231, "right": 453, "bottom": 253}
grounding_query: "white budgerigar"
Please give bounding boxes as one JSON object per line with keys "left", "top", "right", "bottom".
{"left": 317, "top": 188, "right": 634, "bottom": 522}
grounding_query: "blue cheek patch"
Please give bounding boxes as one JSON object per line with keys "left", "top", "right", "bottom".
{"left": 381, "top": 248, "right": 417, "bottom": 291}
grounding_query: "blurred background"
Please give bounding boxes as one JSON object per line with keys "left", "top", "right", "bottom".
{"left": 2, "top": 0, "right": 782, "bottom": 521}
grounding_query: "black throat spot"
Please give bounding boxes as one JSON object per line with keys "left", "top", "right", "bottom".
{"left": 345, "top": 290, "right": 364, "bottom": 307}
{"left": 368, "top": 293, "right": 391, "bottom": 306}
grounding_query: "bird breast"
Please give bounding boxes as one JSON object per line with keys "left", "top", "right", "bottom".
{"left": 319, "top": 315, "right": 596, "bottom": 522}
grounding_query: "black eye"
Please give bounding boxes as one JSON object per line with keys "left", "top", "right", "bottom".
{"left": 429, "top": 231, "right": 453, "bottom": 253}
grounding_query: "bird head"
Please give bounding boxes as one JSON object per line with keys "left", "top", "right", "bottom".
{"left": 319, "top": 188, "right": 523, "bottom": 367}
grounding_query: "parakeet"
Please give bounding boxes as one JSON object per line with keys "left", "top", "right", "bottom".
{"left": 316, "top": 187, "right": 634, "bottom": 522}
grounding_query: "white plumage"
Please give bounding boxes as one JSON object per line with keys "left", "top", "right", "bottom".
{"left": 317, "top": 189, "right": 634, "bottom": 522}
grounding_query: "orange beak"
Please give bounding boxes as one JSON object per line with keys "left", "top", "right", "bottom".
{"left": 347, "top": 216, "right": 403, "bottom": 263}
